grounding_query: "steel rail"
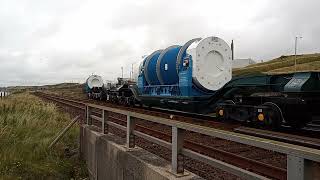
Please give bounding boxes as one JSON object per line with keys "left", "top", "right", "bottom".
{"left": 36, "top": 92, "right": 320, "bottom": 151}
{"left": 34, "top": 92, "right": 228, "bottom": 126}
{"left": 235, "top": 127, "right": 320, "bottom": 149}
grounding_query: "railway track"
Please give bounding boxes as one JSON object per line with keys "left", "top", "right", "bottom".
{"left": 36, "top": 92, "right": 320, "bottom": 145}
{"left": 234, "top": 127, "right": 320, "bottom": 149}
{"left": 36, "top": 92, "right": 320, "bottom": 148}
{"left": 35, "top": 92, "right": 320, "bottom": 179}
{"left": 36, "top": 92, "right": 239, "bottom": 130}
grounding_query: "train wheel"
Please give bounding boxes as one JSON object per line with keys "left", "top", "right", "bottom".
{"left": 262, "top": 102, "right": 282, "bottom": 130}
{"left": 287, "top": 105, "right": 311, "bottom": 129}
{"left": 129, "top": 98, "right": 135, "bottom": 107}
{"left": 124, "top": 97, "right": 130, "bottom": 107}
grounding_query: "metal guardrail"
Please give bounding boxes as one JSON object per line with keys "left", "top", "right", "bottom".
{"left": 85, "top": 103, "right": 320, "bottom": 180}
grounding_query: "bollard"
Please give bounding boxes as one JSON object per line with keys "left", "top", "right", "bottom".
{"left": 101, "top": 110, "right": 109, "bottom": 134}
{"left": 126, "top": 115, "right": 135, "bottom": 148}
{"left": 171, "top": 126, "right": 185, "bottom": 174}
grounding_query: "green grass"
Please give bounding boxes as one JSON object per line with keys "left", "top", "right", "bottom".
{"left": 0, "top": 93, "right": 87, "bottom": 179}
{"left": 233, "top": 53, "right": 320, "bottom": 76}
{"left": 268, "top": 60, "right": 320, "bottom": 74}
{"left": 43, "top": 86, "right": 87, "bottom": 100}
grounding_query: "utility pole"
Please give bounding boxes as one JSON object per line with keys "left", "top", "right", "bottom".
{"left": 294, "top": 36, "right": 302, "bottom": 72}
{"left": 131, "top": 63, "right": 134, "bottom": 80}
{"left": 121, "top": 67, "right": 123, "bottom": 78}
{"left": 231, "top": 40, "right": 234, "bottom": 60}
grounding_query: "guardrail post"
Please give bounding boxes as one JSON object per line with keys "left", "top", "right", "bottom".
{"left": 126, "top": 115, "right": 135, "bottom": 148}
{"left": 86, "top": 106, "right": 92, "bottom": 125}
{"left": 287, "top": 155, "right": 315, "bottom": 180}
{"left": 85, "top": 105, "right": 87, "bottom": 124}
{"left": 172, "top": 126, "right": 185, "bottom": 174}
{"left": 101, "top": 110, "right": 108, "bottom": 134}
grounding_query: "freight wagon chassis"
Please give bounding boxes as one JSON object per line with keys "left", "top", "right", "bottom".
{"left": 215, "top": 94, "right": 320, "bottom": 129}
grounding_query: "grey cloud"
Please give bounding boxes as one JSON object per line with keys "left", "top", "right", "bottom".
{"left": 244, "top": 0, "right": 320, "bottom": 60}
{"left": 0, "top": 0, "right": 319, "bottom": 86}
{"left": 110, "top": 1, "right": 211, "bottom": 48}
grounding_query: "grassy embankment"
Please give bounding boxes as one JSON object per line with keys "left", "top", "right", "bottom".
{"left": 8, "top": 83, "right": 86, "bottom": 100}
{"left": 233, "top": 53, "right": 320, "bottom": 76}
{"left": 0, "top": 93, "right": 87, "bottom": 179}
{"left": 43, "top": 84, "right": 86, "bottom": 100}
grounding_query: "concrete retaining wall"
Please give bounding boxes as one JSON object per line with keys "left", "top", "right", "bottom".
{"left": 80, "top": 125, "right": 202, "bottom": 180}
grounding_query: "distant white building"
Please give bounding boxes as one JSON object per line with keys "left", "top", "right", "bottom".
{"left": 232, "top": 58, "right": 256, "bottom": 68}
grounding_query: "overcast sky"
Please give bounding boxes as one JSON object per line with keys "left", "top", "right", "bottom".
{"left": 0, "top": 0, "right": 319, "bottom": 86}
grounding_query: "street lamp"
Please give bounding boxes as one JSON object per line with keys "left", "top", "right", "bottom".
{"left": 294, "top": 36, "right": 303, "bottom": 72}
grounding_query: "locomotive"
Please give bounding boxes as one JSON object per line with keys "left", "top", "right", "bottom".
{"left": 85, "top": 36, "right": 320, "bottom": 129}
{"left": 104, "top": 77, "right": 136, "bottom": 105}
{"left": 84, "top": 75, "right": 104, "bottom": 99}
